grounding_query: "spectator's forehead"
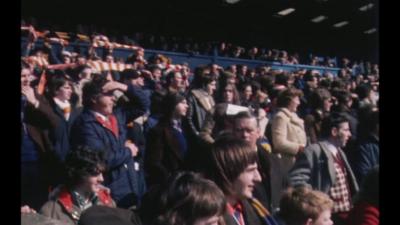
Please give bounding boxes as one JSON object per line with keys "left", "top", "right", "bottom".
{"left": 21, "top": 68, "right": 30, "bottom": 76}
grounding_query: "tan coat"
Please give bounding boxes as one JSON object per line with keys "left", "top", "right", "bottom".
{"left": 271, "top": 108, "right": 307, "bottom": 156}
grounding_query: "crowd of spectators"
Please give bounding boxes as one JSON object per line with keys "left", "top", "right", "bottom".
{"left": 21, "top": 22, "right": 379, "bottom": 225}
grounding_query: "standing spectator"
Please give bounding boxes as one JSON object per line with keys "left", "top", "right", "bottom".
{"left": 144, "top": 93, "right": 189, "bottom": 187}
{"left": 240, "top": 82, "right": 255, "bottom": 108}
{"left": 351, "top": 111, "right": 379, "bottom": 184}
{"left": 71, "top": 75, "right": 148, "bottom": 208}
{"left": 289, "top": 113, "right": 359, "bottom": 225}
{"left": 46, "top": 74, "right": 82, "bottom": 162}
{"left": 165, "top": 71, "right": 185, "bottom": 94}
{"left": 304, "top": 88, "right": 333, "bottom": 144}
{"left": 271, "top": 88, "right": 307, "bottom": 173}
{"left": 216, "top": 83, "right": 241, "bottom": 105}
{"left": 331, "top": 90, "right": 359, "bottom": 153}
{"left": 186, "top": 74, "right": 217, "bottom": 138}
{"left": 21, "top": 63, "right": 61, "bottom": 210}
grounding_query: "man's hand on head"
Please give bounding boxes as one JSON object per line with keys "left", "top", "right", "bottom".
{"left": 102, "top": 81, "right": 127, "bottom": 93}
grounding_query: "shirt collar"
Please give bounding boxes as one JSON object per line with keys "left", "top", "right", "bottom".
{"left": 324, "top": 140, "right": 339, "bottom": 156}
{"left": 53, "top": 97, "right": 70, "bottom": 109}
{"left": 71, "top": 190, "right": 98, "bottom": 210}
{"left": 91, "top": 110, "right": 108, "bottom": 121}
{"left": 171, "top": 119, "right": 182, "bottom": 130}
{"left": 227, "top": 201, "right": 243, "bottom": 214}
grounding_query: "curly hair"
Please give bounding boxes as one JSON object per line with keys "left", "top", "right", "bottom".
{"left": 279, "top": 186, "right": 333, "bottom": 225}
{"left": 64, "top": 145, "right": 106, "bottom": 188}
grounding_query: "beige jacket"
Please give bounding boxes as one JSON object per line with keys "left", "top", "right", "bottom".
{"left": 271, "top": 108, "right": 307, "bottom": 156}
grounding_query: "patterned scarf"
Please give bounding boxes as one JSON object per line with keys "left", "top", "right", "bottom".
{"left": 249, "top": 198, "right": 279, "bottom": 225}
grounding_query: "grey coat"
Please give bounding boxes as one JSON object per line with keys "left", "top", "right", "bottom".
{"left": 288, "top": 141, "right": 359, "bottom": 195}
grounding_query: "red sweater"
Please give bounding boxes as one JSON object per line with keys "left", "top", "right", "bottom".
{"left": 346, "top": 202, "right": 379, "bottom": 225}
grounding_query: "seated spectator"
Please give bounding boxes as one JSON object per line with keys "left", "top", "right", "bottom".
{"left": 78, "top": 205, "right": 142, "bottom": 225}
{"left": 40, "top": 146, "right": 115, "bottom": 224}
{"left": 202, "top": 135, "right": 278, "bottom": 225}
{"left": 276, "top": 186, "right": 333, "bottom": 225}
{"left": 141, "top": 172, "right": 226, "bottom": 225}
{"left": 233, "top": 111, "right": 284, "bottom": 213}
{"left": 22, "top": 212, "right": 65, "bottom": 225}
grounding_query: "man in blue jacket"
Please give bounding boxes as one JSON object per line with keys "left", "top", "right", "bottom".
{"left": 71, "top": 74, "right": 149, "bottom": 208}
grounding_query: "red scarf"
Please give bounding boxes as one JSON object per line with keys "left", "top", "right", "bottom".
{"left": 95, "top": 114, "right": 119, "bottom": 138}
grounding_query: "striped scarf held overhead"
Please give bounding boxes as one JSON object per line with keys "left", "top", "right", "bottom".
{"left": 249, "top": 198, "right": 279, "bottom": 225}
{"left": 92, "top": 35, "right": 143, "bottom": 51}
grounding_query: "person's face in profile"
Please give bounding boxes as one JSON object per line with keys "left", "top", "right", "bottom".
{"left": 174, "top": 99, "right": 189, "bottom": 117}
{"left": 94, "top": 91, "right": 115, "bottom": 116}
{"left": 232, "top": 163, "right": 262, "bottom": 199}
{"left": 21, "top": 68, "right": 31, "bottom": 87}
{"left": 55, "top": 82, "right": 73, "bottom": 102}
{"left": 80, "top": 172, "right": 105, "bottom": 194}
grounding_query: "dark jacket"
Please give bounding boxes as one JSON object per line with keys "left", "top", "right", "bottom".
{"left": 71, "top": 84, "right": 148, "bottom": 208}
{"left": 186, "top": 89, "right": 215, "bottom": 137}
{"left": 47, "top": 98, "right": 82, "bottom": 162}
{"left": 23, "top": 94, "right": 58, "bottom": 156}
{"left": 144, "top": 120, "right": 188, "bottom": 187}
{"left": 351, "top": 135, "right": 379, "bottom": 184}
{"left": 256, "top": 145, "right": 288, "bottom": 213}
{"left": 223, "top": 199, "right": 278, "bottom": 225}
{"left": 24, "top": 95, "right": 60, "bottom": 181}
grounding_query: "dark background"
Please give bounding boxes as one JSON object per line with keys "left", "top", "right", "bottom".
{"left": 21, "top": 0, "right": 379, "bottom": 62}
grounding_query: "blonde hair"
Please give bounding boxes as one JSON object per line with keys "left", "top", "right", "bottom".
{"left": 279, "top": 186, "right": 333, "bottom": 225}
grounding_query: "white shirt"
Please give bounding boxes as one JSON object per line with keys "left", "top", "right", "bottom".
{"left": 91, "top": 110, "right": 108, "bottom": 122}
{"left": 53, "top": 97, "right": 71, "bottom": 121}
